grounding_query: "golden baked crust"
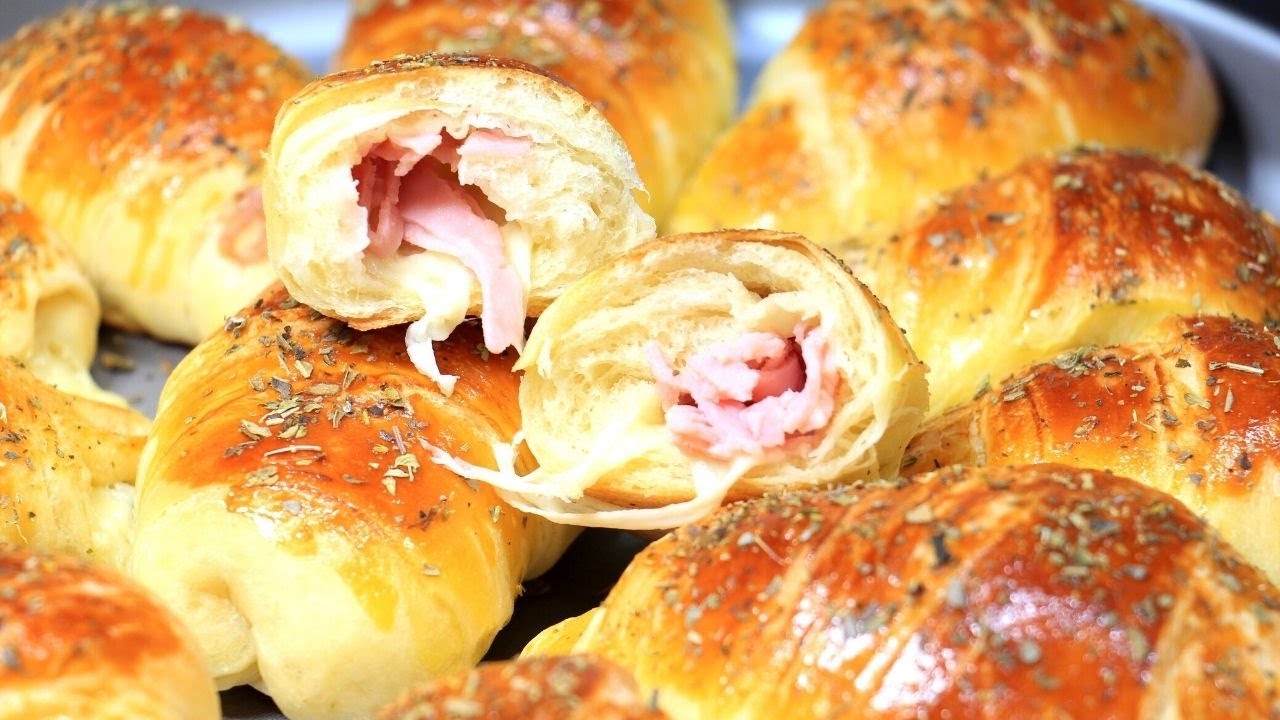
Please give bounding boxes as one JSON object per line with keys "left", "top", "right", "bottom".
{"left": 377, "top": 655, "right": 666, "bottom": 720}
{"left": 0, "top": 356, "right": 149, "bottom": 571}
{"left": 670, "top": 0, "right": 1219, "bottom": 251}
{"left": 905, "top": 315, "right": 1280, "bottom": 585}
{"left": 528, "top": 464, "right": 1280, "bottom": 719}
{"left": 0, "top": 548, "right": 218, "bottom": 720}
{"left": 129, "top": 284, "right": 576, "bottom": 720}
{"left": 864, "top": 148, "right": 1280, "bottom": 416}
{"left": 0, "top": 3, "right": 311, "bottom": 343}
{"left": 334, "top": 0, "right": 737, "bottom": 228}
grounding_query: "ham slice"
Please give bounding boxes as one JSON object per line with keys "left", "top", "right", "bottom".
{"left": 352, "top": 126, "right": 531, "bottom": 355}
{"left": 647, "top": 324, "right": 838, "bottom": 460}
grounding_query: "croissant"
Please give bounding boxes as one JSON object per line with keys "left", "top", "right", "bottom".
{"left": 377, "top": 655, "right": 665, "bottom": 720}
{"left": 432, "top": 230, "right": 928, "bottom": 529}
{"left": 0, "top": 191, "right": 118, "bottom": 404}
{"left": 904, "top": 315, "right": 1280, "bottom": 586}
{"left": 265, "top": 53, "right": 657, "bottom": 393}
{"left": 333, "top": 0, "right": 737, "bottom": 227}
{"left": 128, "top": 284, "right": 577, "bottom": 720}
{"left": 669, "top": 0, "right": 1220, "bottom": 253}
{"left": 0, "top": 3, "right": 312, "bottom": 344}
{"left": 526, "top": 463, "right": 1280, "bottom": 719}
{"left": 862, "top": 148, "right": 1280, "bottom": 415}
{"left": 0, "top": 547, "right": 218, "bottom": 720}
{"left": 0, "top": 356, "right": 149, "bottom": 571}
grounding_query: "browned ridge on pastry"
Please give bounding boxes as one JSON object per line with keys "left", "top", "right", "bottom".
{"left": 335, "top": 0, "right": 737, "bottom": 227}
{"left": 670, "top": 0, "right": 1219, "bottom": 251}
{"left": 0, "top": 547, "right": 218, "bottom": 719}
{"left": 905, "top": 314, "right": 1280, "bottom": 585}
{"left": 865, "top": 147, "right": 1280, "bottom": 416}
{"left": 527, "top": 463, "right": 1280, "bottom": 719}
{"left": 377, "top": 655, "right": 666, "bottom": 719}
{"left": 0, "top": 2, "right": 312, "bottom": 343}
{"left": 130, "top": 284, "right": 575, "bottom": 720}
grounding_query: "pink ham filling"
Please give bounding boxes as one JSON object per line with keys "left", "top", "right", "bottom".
{"left": 646, "top": 324, "right": 838, "bottom": 460}
{"left": 352, "top": 127, "right": 531, "bottom": 353}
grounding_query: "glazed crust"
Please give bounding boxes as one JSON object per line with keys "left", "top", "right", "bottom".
{"left": 0, "top": 548, "right": 218, "bottom": 720}
{"left": 0, "top": 3, "right": 312, "bottom": 343}
{"left": 864, "top": 148, "right": 1280, "bottom": 416}
{"left": 527, "top": 464, "right": 1280, "bottom": 719}
{"left": 129, "top": 284, "right": 576, "bottom": 720}
{"left": 377, "top": 655, "right": 666, "bottom": 720}
{"left": 0, "top": 356, "right": 149, "bottom": 571}
{"left": 669, "top": 0, "right": 1219, "bottom": 252}
{"left": 334, "top": 0, "right": 737, "bottom": 227}
{"left": 904, "top": 315, "right": 1280, "bottom": 586}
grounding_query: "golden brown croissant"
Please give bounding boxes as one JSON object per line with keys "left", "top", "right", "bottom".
{"left": 904, "top": 315, "right": 1280, "bottom": 585}
{"left": 0, "top": 356, "right": 149, "bottom": 571}
{"left": 129, "top": 284, "right": 576, "bottom": 720}
{"left": 669, "top": 0, "right": 1220, "bottom": 252}
{"left": 863, "top": 148, "right": 1280, "bottom": 416}
{"left": 0, "top": 191, "right": 118, "bottom": 404}
{"left": 526, "top": 464, "right": 1280, "bottom": 719}
{"left": 0, "top": 3, "right": 311, "bottom": 344}
{"left": 264, "top": 53, "right": 657, "bottom": 393}
{"left": 334, "top": 0, "right": 737, "bottom": 227}
{"left": 377, "top": 655, "right": 666, "bottom": 720}
{"left": 431, "top": 230, "right": 928, "bottom": 529}
{"left": 0, "top": 547, "right": 219, "bottom": 720}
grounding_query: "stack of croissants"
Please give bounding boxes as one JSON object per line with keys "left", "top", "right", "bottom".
{"left": 0, "top": 0, "right": 1276, "bottom": 718}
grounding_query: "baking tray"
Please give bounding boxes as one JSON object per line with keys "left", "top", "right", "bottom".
{"left": 0, "top": 0, "right": 1277, "bottom": 717}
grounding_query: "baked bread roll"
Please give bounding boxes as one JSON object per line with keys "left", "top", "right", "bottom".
{"left": 0, "top": 547, "right": 218, "bottom": 720}
{"left": 0, "top": 3, "right": 312, "bottom": 344}
{"left": 904, "top": 315, "right": 1280, "bottom": 585}
{"left": 377, "top": 655, "right": 665, "bottom": 720}
{"left": 265, "top": 53, "right": 656, "bottom": 393}
{"left": 526, "top": 464, "right": 1280, "bottom": 719}
{"left": 432, "top": 230, "right": 928, "bottom": 529}
{"left": 334, "top": 0, "right": 736, "bottom": 227}
{"left": 129, "top": 284, "right": 577, "bottom": 720}
{"left": 863, "top": 148, "right": 1280, "bottom": 415}
{"left": 0, "top": 191, "right": 118, "bottom": 404}
{"left": 669, "top": 0, "right": 1219, "bottom": 252}
{"left": 0, "top": 356, "right": 148, "bottom": 571}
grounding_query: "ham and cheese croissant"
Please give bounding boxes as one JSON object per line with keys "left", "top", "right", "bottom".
{"left": 863, "top": 148, "right": 1280, "bottom": 416}
{"left": 669, "top": 0, "right": 1220, "bottom": 253}
{"left": 0, "top": 547, "right": 219, "bottom": 720}
{"left": 0, "top": 191, "right": 118, "bottom": 405}
{"left": 264, "top": 53, "right": 656, "bottom": 393}
{"left": 128, "top": 285, "right": 577, "bottom": 720}
{"left": 526, "top": 464, "right": 1280, "bottom": 719}
{"left": 377, "top": 655, "right": 665, "bottom": 720}
{"left": 0, "top": 3, "right": 312, "bottom": 344}
{"left": 904, "top": 315, "right": 1280, "bottom": 585}
{"left": 432, "top": 230, "right": 928, "bottom": 529}
{"left": 0, "top": 356, "right": 149, "bottom": 571}
{"left": 333, "top": 0, "right": 736, "bottom": 228}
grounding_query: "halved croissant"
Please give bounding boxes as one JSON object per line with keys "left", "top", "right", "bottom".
{"left": 0, "top": 356, "right": 149, "bottom": 571}
{"left": 129, "top": 284, "right": 577, "bottom": 720}
{"left": 904, "top": 315, "right": 1280, "bottom": 585}
{"left": 377, "top": 655, "right": 665, "bottom": 720}
{"left": 264, "top": 53, "right": 656, "bottom": 393}
{"left": 0, "top": 547, "right": 219, "bottom": 720}
{"left": 0, "top": 3, "right": 311, "bottom": 343}
{"left": 431, "top": 230, "right": 928, "bottom": 529}
{"left": 670, "top": 0, "right": 1219, "bottom": 252}
{"left": 0, "top": 191, "right": 118, "bottom": 404}
{"left": 527, "top": 464, "right": 1280, "bottom": 719}
{"left": 863, "top": 148, "right": 1280, "bottom": 415}
{"left": 333, "top": 0, "right": 737, "bottom": 227}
